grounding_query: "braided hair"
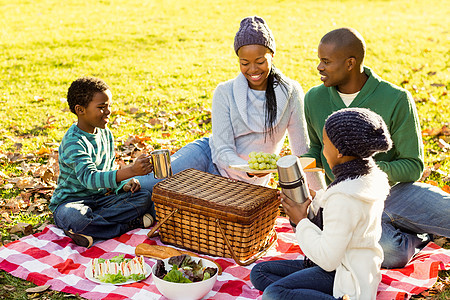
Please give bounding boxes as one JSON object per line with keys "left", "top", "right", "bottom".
{"left": 264, "top": 65, "right": 287, "bottom": 139}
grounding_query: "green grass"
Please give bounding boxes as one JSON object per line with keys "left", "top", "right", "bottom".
{"left": 0, "top": 0, "right": 449, "bottom": 298}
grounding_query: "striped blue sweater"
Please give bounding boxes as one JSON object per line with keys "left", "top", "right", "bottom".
{"left": 49, "top": 124, "right": 122, "bottom": 211}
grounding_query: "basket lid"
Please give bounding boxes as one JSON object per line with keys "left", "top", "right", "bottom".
{"left": 153, "top": 168, "right": 278, "bottom": 218}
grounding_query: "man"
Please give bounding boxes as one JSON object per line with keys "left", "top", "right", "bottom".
{"left": 303, "top": 27, "right": 450, "bottom": 268}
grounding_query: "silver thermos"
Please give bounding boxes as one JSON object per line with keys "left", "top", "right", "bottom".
{"left": 276, "top": 155, "right": 310, "bottom": 204}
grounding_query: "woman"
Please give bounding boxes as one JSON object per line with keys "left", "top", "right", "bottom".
{"left": 138, "top": 16, "right": 323, "bottom": 191}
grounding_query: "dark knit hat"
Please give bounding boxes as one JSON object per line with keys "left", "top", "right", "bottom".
{"left": 234, "top": 16, "right": 275, "bottom": 55}
{"left": 324, "top": 108, "right": 392, "bottom": 158}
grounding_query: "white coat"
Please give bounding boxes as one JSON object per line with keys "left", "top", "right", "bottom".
{"left": 296, "top": 166, "right": 390, "bottom": 299}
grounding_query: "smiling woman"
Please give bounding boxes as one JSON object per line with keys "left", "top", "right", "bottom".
{"left": 136, "top": 15, "right": 325, "bottom": 195}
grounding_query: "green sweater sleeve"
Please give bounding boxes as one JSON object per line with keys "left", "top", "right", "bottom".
{"left": 374, "top": 90, "right": 424, "bottom": 183}
{"left": 303, "top": 91, "right": 324, "bottom": 168}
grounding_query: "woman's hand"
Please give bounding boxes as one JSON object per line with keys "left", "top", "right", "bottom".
{"left": 123, "top": 178, "right": 141, "bottom": 193}
{"left": 278, "top": 190, "right": 311, "bottom": 225}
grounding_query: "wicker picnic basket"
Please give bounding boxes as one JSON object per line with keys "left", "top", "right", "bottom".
{"left": 148, "top": 168, "right": 279, "bottom": 266}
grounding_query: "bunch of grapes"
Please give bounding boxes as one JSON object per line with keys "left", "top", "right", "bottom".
{"left": 248, "top": 151, "right": 281, "bottom": 170}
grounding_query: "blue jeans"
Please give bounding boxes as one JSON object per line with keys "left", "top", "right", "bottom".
{"left": 53, "top": 190, "right": 154, "bottom": 240}
{"left": 137, "top": 137, "right": 220, "bottom": 193}
{"left": 380, "top": 182, "right": 450, "bottom": 268}
{"left": 250, "top": 260, "right": 336, "bottom": 300}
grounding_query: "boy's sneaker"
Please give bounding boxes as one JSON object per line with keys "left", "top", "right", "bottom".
{"left": 128, "top": 213, "right": 155, "bottom": 230}
{"left": 64, "top": 230, "right": 93, "bottom": 248}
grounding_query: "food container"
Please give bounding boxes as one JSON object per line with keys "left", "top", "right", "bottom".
{"left": 151, "top": 256, "right": 218, "bottom": 300}
{"left": 148, "top": 168, "right": 279, "bottom": 265}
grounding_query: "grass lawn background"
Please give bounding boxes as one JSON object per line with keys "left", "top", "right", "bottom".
{"left": 0, "top": 0, "right": 449, "bottom": 298}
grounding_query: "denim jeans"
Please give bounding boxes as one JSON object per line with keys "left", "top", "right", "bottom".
{"left": 380, "top": 181, "right": 450, "bottom": 268}
{"left": 136, "top": 137, "right": 220, "bottom": 193}
{"left": 250, "top": 259, "right": 336, "bottom": 300}
{"left": 53, "top": 190, "right": 154, "bottom": 240}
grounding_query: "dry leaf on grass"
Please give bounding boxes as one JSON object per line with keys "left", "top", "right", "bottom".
{"left": 25, "top": 285, "right": 51, "bottom": 293}
{"left": 9, "top": 222, "right": 33, "bottom": 235}
{"left": 3, "top": 285, "right": 16, "bottom": 291}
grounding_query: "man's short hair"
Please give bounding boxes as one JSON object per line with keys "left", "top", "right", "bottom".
{"left": 321, "top": 28, "right": 366, "bottom": 64}
{"left": 67, "top": 77, "right": 109, "bottom": 115}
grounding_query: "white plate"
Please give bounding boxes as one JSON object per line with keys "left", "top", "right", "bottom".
{"left": 229, "top": 157, "right": 319, "bottom": 174}
{"left": 85, "top": 261, "right": 151, "bottom": 285}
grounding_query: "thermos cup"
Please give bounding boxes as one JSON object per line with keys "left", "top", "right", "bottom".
{"left": 151, "top": 149, "right": 173, "bottom": 179}
{"left": 276, "top": 155, "right": 310, "bottom": 204}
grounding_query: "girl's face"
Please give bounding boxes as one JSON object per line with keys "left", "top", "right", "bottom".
{"left": 322, "top": 127, "right": 341, "bottom": 169}
{"left": 237, "top": 44, "right": 273, "bottom": 91}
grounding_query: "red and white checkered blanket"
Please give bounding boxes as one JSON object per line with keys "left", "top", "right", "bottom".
{"left": 0, "top": 217, "right": 448, "bottom": 300}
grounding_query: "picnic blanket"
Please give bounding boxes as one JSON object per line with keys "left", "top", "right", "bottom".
{"left": 0, "top": 217, "right": 448, "bottom": 300}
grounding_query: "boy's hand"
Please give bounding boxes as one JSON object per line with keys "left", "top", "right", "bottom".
{"left": 278, "top": 190, "right": 311, "bottom": 225}
{"left": 123, "top": 178, "right": 141, "bottom": 193}
{"left": 132, "top": 154, "right": 154, "bottom": 176}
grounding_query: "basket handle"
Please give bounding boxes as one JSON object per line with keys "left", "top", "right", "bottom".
{"left": 215, "top": 219, "right": 277, "bottom": 266}
{"left": 147, "top": 208, "right": 178, "bottom": 238}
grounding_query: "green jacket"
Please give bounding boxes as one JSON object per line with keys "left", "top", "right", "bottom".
{"left": 303, "top": 67, "right": 424, "bottom": 185}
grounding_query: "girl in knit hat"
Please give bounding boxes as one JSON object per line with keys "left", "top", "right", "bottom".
{"left": 136, "top": 16, "right": 324, "bottom": 191}
{"left": 251, "top": 108, "right": 392, "bottom": 300}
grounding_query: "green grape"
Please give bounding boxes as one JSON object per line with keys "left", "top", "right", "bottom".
{"left": 248, "top": 152, "right": 280, "bottom": 170}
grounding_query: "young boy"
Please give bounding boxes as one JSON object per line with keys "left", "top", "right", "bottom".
{"left": 50, "top": 77, "right": 155, "bottom": 248}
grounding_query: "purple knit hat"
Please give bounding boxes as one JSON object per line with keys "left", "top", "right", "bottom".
{"left": 234, "top": 16, "right": 276, "bottom": 55}
{"left": 324, "top": 108, "right": 392, "bottom": 158}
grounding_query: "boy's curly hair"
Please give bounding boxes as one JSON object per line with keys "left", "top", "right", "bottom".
{"left": 67, "top": 77, "right": 110, "bottom": 115}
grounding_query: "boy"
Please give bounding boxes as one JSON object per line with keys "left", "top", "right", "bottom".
{"left": 50, "top": 77, "right": 155, "bottom": 248}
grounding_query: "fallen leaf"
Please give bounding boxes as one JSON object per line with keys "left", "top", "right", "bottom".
{"left": 2, "top": 183, "right": 14, "bottom": 189}
{"left": 431, "top": 83, "right": 445, "bottom": 87}
{"left": 9, "top": 222, "right": 33, "bottom": 235}
{"left": 112, "top": 110, "right": 127, "bottom": 116}
{"left": 427, "top": 71, "right": 437, "bottom": 76}
{"left": 25, "top": 285, "right": 51, "bottom": 293}
{"left": 425, "top": 180, "right": 438, "bottom": 186}
{"left": 37, "top": 147, "right": 52, "bottom": 156}
{"left": 33, "top": 96, "right": 45, "bottom": 102}
{"left": 129, "top": 107, "right": 139, "bottom": 114}
{"left": 442, "top": 185, "right": 450, "bottom": 194}
{"left": 3, "top": 285, "right": 16, "bottom": 291}
{"left": 161, "top": 132, "right": 171, "bottom": 138}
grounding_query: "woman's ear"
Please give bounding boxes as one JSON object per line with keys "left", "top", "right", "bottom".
{"left": 337, "top": 152, "right": 343, "bottom": 158}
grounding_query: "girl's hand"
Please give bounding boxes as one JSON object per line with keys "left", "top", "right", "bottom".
{"left": 132, "top": 154, "right": 153, "bottom": 176}
{"left": 123, "top": 178, "right": 141, "bottom": 193}
{"left": 278, "top": 190, "right": 311, "bottom": 224}
{"left": 309, "top": 188, "right": 316, "bottom": 199}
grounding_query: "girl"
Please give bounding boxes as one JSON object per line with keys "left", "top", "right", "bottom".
{"left": 137, "top": 16, "right": 323, "bottom": 191}
{"left": 250, "top": 108, "right": 392, "bottom": 300}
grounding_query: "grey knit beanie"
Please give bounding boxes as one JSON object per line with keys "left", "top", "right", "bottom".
{"left": 324, "top": 108, "right": 392, "bottom": 158}
{"left": 234, "top": 16, "right": 275, "bottom": 55}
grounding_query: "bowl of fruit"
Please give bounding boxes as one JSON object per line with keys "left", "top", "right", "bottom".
{"left": 152, "top": 254, "right": 218, "bottom": 300}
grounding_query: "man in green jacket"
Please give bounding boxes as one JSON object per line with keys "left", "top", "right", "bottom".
{"left": 303, "top": 27, "right": 449, "bottom": 268}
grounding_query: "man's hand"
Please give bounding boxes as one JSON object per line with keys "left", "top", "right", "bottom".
{"left": 131, "top": 154, "right": 153, "bottom": 176}
{"left": 123, "top": 178, "right": 141, "bottom": 193}
{"left": 278, "top": 190, "right": 311, "bottom": 225}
